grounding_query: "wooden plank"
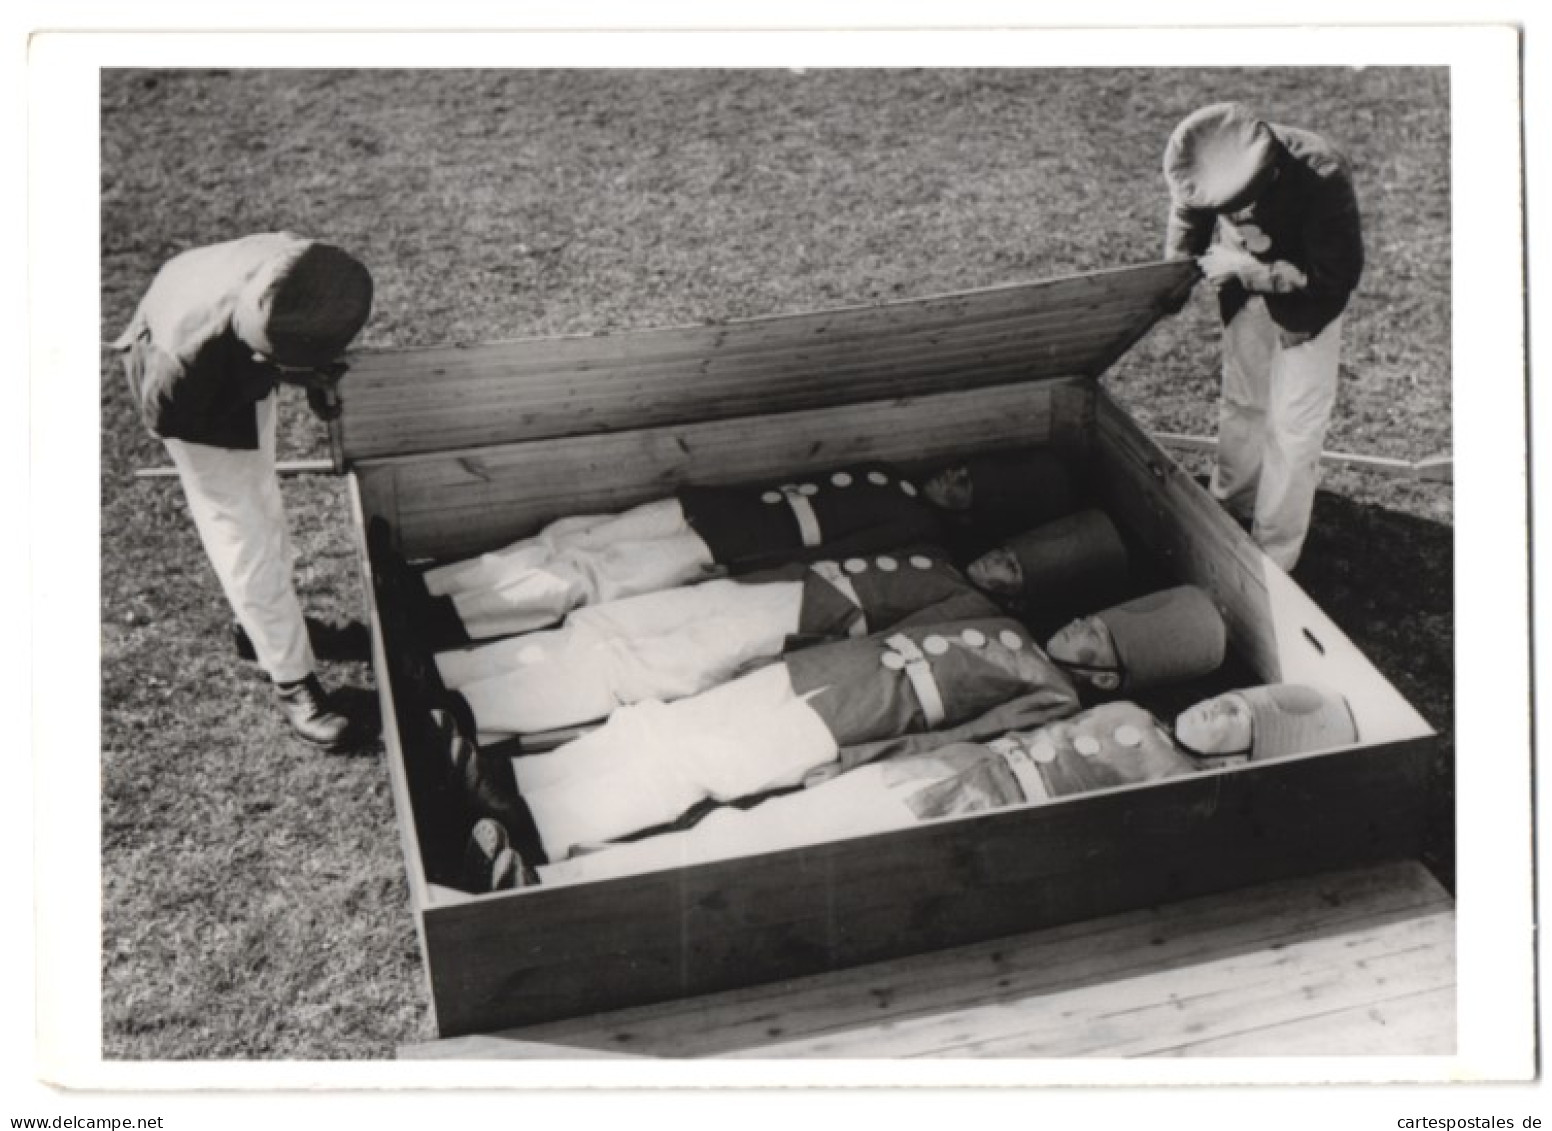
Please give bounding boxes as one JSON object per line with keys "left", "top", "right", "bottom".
{"left": 416, "top": 738, "right": 1433, "bottom": 1037}
{"left": 1093, "top": 388, "right": 1432, "bottom": 746}
{"left": 353, "top": 261, "right": 1187, "bottom": 377}
{"left": 345, "top": 475, "right": 442, "bottom": 1029}
{"left": 929, "top": 912, "right": 1454, "bottom": 1058}
{"left": 379, "top": 380, "right": 1079, "bottom": 560}
{"left": 451, "top": 860, "right": 1448, "bottom": 1056}
{"left": 346, "top": 306, "right": 1155, "bottom": 395}
{"left": 400, "top": 860, "right": 1453, "bottom": 1059}
{"left": 337, "top": 260, "right": 1194, "bottom": 460}
{"left": 1160, "top": 986, "right": 1457, "bottom": 1057}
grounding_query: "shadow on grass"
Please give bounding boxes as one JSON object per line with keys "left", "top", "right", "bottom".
{"left": 329, "top": 685, "right": 385, "bottom": 758}
{"left": 232, "top": 616, "right": 372, "bottom": 663}
{"left": 1294, "top": 489, "right": 1456, "bottom": 894}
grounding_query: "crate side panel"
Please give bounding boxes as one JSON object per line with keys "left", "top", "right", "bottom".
{"left": 385, "top": 381, "right": 1074, "bottom": 561}
{"left": 420, "top": 738, "right": 1432, "bottom": 1036}
{"left": 346, "top": 475, "right": 442, "bottom": 1034}
{"left": 1092, "top": 389, "right": 1432, "bottom": 745}
{"left": 337, "top": 261, "right": 1195, "bottom": 461}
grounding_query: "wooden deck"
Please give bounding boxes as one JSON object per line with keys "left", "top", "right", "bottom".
{"left": 401, "top": 859, "right": 1455, "bottom": 1059}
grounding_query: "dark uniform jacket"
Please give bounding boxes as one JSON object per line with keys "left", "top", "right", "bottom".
{"left": 1165, "top": 124, "right": 1364, "bottom": 340}
{"left": 679, "top": 462, "right": 945, "bottom": 572}
{"left": 784, "top": 614, "right": 1081, "bottom": 769}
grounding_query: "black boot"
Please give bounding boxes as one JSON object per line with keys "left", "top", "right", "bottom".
{"left": 275, "top": 675, "right": 351, "bottom": 751}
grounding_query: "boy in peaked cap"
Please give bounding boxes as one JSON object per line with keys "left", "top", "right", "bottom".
{"left": 113, "top": 233, "right": 375, "bottom": 750}
{"left": 1162, "top": 102, "right": 1364, "bottom": 571}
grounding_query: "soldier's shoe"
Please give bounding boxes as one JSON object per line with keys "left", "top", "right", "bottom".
{"left": 275, "top": 675, "right": 352, "bottom": 751}
{"left": 466, "top": 819, "right": 537, "bottom": 891}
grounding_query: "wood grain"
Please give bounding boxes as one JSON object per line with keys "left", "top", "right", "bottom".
{"left": 415, "top": 738, "right": 1433, "bottom": 1037}
{"left": 336, "top": 260, "right": 1194, "bottom": 461}
{"left": 376, "top": 380, "right": 1078, "bottom": 560}
{"left": 401, "top": 859, "right": 1453, "bottom": 1059}
{"left": 1092, "top": 388, "right": 1432, "bottom": 746}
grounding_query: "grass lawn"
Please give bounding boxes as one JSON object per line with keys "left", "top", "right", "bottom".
{"left": 99, "top": 66, "right": 1451, "bottom": 1059}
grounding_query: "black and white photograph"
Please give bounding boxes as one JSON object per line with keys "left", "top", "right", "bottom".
{"left": 19, "top": 12, "right": 1540, "bottom": 1119}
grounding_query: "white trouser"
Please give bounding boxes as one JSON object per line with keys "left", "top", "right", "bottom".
{"left": 1210, "top": 299, "right": 1343, "bottom": 571}
{"left": 163, "top": 395, "right": 314, "bottom": 683}
{"left": 513, "top": 663, "right": 838, "bottom": 860}
{"left": 421, "top": 498, "right": 718, "bottom": 638}
{"left": 539, "top": 761, "right": 916, "bottom": 886}
{"left": 437, "top": 577, "right": 805, "bottom": 734}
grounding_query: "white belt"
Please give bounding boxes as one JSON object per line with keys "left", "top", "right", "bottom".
{"left": 782, "top": 487, "right": 823, "bottom": 548}
{"left": 989, "top": 734, "right": 1051, "bottom": 803}
{"left": 884, "top": 633, "right": 946, "bottom": 728}
{"left": 812, "top": 560, "right": 868, "bottom": 637}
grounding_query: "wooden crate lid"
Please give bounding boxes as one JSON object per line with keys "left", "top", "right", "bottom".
{"left": 333, "top": 259, "right": 1196, "bottom": 465}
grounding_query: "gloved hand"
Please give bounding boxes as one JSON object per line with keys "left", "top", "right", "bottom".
{"left": 1197, "top": 244, "right": 1261, "bottom": 288}
{"left": 306, "top": 384, "right": 343, "bottom": 422}
{"left": 1199, "top": 245, "right": 1308, "bottom": 295}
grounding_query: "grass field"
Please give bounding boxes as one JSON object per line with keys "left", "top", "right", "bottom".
{"left": 99, "top": 66, "right": 1452, "bottom": 1059}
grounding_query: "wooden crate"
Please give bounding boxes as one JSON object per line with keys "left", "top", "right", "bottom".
{"left": 335, "top": 259, "right": 1438, "bottom": 1042}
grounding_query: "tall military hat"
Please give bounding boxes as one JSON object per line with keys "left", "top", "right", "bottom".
{"left": 960, "top": 447, "right": 1078, "bottom": 534}
{"left": 1094, "top": 585, "right": 1227, "bottom": 691}
{"left": 1240, "top": 683, "right": 1357, "bottom": 760}
{"left": 1002, "top": 509, "right": 1129, "bottom": 612}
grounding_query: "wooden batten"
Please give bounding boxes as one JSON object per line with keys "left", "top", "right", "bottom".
{"left": 366, "top": 379, "right": 1086, "bottom": 561}
{"left": 335, "top": 260, "right": 1196, "bottom": 463}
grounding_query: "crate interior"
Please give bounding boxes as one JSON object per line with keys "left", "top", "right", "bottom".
{"left": 352, "top": 376, "right": 1434, "bottom": 913}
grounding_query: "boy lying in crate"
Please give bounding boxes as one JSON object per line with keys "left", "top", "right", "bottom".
{"left": 434, "top": 584, "right": 1236, "bottom": 888}
{"left": 494, "top": 684, "right": 1359, "bottom": 887}
{"left": 416, "top": 447, "right": 1077, "bottom": 642}
{"left": 435, "top": 508, "right": 1130, "bottom": 737}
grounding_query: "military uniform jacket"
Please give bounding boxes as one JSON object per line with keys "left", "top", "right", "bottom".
{"left": 753, "top": 545, "right": 989, "bottom": 642}
{"left": 679, "top": 463, "right": 945, "bottom": 572}
{"left": 1165, "top": 124, "right": 1364, "bottom": 340}
{"left": 880, "top": 701, "right": 1201, "bottom": 821}
{"left": 785, "top": 613, "right": 1081, "bottom": 765}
